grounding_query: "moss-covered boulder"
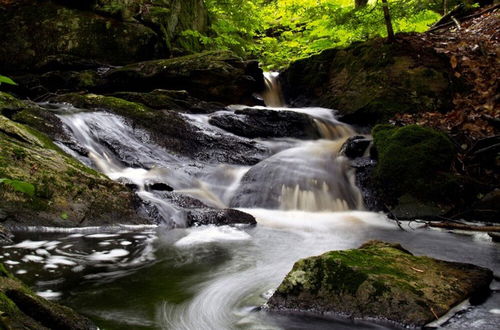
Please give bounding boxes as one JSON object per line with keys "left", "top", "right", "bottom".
{"left": 280, "top": 37, "right": 453, "bottom": 125}
{"left": 268, "top": 240, "right": 493, "bottom": 327}
{"left": 0, "top": 0, "right": 208, "bottom": 72}
{"left": 371, "top": 124, "right": 459, "bottom": 218}
{"left": 0, "top": 263, "right": 96, "bottom": 329}
{"left": 0, "top": 93, "right": 150, "bottom": 227}
{"left": 100, "top": 51, "right": 264, "bottom": 105}
{"left": 110, "top": 89, "right": 226, "bottom": 113}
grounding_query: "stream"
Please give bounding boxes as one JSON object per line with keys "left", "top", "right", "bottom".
{"left": 1, "top": 74, "right": 499, "bottom": 329}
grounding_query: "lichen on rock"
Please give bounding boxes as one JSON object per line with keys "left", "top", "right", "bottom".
{"left": 267, "top": 240, "right": 493, "bottom": 327}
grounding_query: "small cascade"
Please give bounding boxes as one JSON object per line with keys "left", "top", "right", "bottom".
{"left": 230, "top": 139, "right": 364, "bottom": 212}
{"left": 262, "top": 72, "right": 285, "bottom": 107}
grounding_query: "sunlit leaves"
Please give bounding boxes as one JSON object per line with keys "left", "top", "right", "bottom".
{"left": 192, "top": 0, "right": 443, "bottom": 69}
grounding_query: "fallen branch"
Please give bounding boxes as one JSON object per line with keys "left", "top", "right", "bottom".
{"left": 428, "top": 222, "right": 500, "bottom": 232}
{"left": 428, "top": 3, "right": 500, "bottom": 32}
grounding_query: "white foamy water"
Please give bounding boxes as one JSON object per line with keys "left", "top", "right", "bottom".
{"left": 174, "top": 226, "right": 252, "bottom": 247}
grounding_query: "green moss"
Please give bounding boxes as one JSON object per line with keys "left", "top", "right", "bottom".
{"left": 270, "top": 240, "right": 493, "bottom": 326}
{"left": 372, "top": 124, "right": 457, "bottom": 202}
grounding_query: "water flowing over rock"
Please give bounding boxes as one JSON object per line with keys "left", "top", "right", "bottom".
{"left": 267, "top": 240, "right": 493, "bottom": 327}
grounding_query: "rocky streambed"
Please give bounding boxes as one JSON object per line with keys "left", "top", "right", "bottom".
{"left": 0, "top": 2, "right": 498, "bottom": 328}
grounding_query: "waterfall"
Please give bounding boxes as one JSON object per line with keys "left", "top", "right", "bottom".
{"left": 262, "top": 72, "right": 286, "bottom": 107}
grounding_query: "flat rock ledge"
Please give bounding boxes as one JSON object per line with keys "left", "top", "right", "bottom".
{"left": 267, "top": 240, "right": 493, "bottom": 327}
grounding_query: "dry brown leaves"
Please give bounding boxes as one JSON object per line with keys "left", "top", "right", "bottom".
{"left": 392, "top": 8, "right": 500, "bottom": 142}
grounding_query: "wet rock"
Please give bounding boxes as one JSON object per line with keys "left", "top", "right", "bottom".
{"left": 340, "top": 135, "right": 372, "bottom": 159}
{"left": 488, "top": 232, "right": 500, "bottom": 242}
{"left": 0, "top": 263, "right": 97, "bottom": 329}
{"left": 0, "top": 0, "right": 209, "bottom": 72}
{"left": 145, "top": 181, "right": 174, "bottom": 192}
{"left": 0, "top": 93, "right": 70, "bottom": 142}
{"left": 100, "top": 51, "right": 265, "bottom": 105}
{"left": 280, "top": 37, "right": 453, "bottom": 125}
{"left": 0, "top": 96, "right": 152, "bottom": 227}
{"left": 0, "top": 224, "right": 13, "bottom": 245}
{"left": 208, "top": 108, "right": 321, "bottom": 139}
{"left": 186, "top": 208, "right": 256, "bottom": 227}
{"left": 267, "top": 240, "right": 493, "bottom": 327}
{"left": 51, "top": 93, "right": 268, "bottom": 165}
{"left": 351, "top": 157, "right": 384, "bottom": 212}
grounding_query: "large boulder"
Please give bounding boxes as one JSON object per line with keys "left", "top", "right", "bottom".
{"left": 208, "top": 108, "right": 321, "bottom": 139}
{"left": 268, "top": 240, "right": 493, "bottom": 327}
{"left": 0, "top": 0, "right": 208, "bottom": 72}
{"left": 279, "top": 37, "right": 453, "bottom": 125}
{"left": 0, "top": 263, "right": 96, "bottom": 329}
{"left": 370, "top": 124, "right": 460, "bottom": 219}
{"left": 99, "top": 51, "right": 265, "bottom": 105}
{"left": 0, "top": 92, "right": 150, "bottom": 227}
{"left": 10, "top": 51, "right": 265, "bottom": 105}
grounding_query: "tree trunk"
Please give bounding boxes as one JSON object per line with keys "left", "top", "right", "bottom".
{"left": 381, "top": 0, "right": 395, "bottom": 42}
{"left": 355, "top": 0, "right": 368, "bottom": 8}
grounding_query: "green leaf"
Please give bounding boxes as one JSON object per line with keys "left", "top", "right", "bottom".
{"left": 0, "top": 75, "right": 17, "bottom": 86}
{"left": 60, "top": 212, "right": 69, "bottom": 220}
{"left": 0, "top": 178, "right": 35, "bottom": 197}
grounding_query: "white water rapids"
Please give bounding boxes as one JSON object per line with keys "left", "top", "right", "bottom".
{"left": 1, "top": 73, "right": 498, "bottom": 329}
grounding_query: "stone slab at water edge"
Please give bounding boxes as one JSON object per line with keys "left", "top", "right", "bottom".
{"left": 267, "top": 240, "right": 493, "bottom": 327}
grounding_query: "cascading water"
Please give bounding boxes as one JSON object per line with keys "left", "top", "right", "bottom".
{"left": 262, "top": 72, "right": 286, "bottom": 107}
{"left": 2, "top": 75, "right": 498, "bottom": 330}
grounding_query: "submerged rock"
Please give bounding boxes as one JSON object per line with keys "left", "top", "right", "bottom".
{"left": 208, "top": 108, "right": 321, "bottom": 139}
{"left": 0, "top": 263, "right": 96, "bottom": 329}
{"left": 267, "top": 240, "right": 493, "bottom": 327}
{"left": 280, "top": 37, "right": 453, "bottom": 125}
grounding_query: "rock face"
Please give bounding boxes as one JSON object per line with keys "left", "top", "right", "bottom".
{"left": 209, "top": 108, "right": 321, "bottom": 139}
{"left": 0, "top": 92, "right": 151, "bottom": 227}
{"left": 0, "top": 263, "right": 96, "bottom": 329}
{"left": 268, "top": 240, "right": 493, "bottom": 327}
{"left": 0, "top": 0, "right": 208, "bottom": 72}
{"left": 10, "top": 51, "right": 265, "bottom": 106}
{"left": 99, "top": 51, "right": 265, "bottom": 105}
{"left": 279, "top": 37, "right": 452, "bottom": 125}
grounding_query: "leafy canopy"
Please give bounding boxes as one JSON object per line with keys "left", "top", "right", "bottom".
{"left": 189, "top": 0, "right": 469, "bottom": 69}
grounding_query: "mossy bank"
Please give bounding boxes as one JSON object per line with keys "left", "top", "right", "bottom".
{"left": 0, "top": 92, "right": 150, "bottom": 227}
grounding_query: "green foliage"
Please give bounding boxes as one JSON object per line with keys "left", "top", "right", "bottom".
{"left": 0, "top": 178, "right": 35, "bottom": 197}
{"left": 188, "top": 0, "right": 475, "bottom": 69}
{"left": 0, "top": 75, "right": 17, "bottom": 86}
